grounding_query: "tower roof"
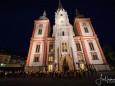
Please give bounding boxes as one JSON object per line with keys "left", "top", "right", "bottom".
{"left": 39, "top": 11, "right": 48, "bottom": 20}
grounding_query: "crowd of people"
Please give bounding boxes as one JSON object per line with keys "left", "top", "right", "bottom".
{"left": 0, "top": 69, "right": 99, "bottom": 79}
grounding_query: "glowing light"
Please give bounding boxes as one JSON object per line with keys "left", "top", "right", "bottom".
{"left": 48, "top": 65, "right": 53, "bottom": 72}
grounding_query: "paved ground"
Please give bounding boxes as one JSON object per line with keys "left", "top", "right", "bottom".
{"left": 0, "top": 77, "right": 97, "bottom": 86}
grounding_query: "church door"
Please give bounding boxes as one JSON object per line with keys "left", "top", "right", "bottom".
{"left": 62, "top": 58, "right": 69, "bottom": 72}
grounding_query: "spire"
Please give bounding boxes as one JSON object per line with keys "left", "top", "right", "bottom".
{"left": 76, "top": 9, "right": 80, "bottom": 16}
{"left": 75, "top": 9, "right": 84, "bottom": 18}
{"left": 43, "top": 10, "right": 47, "bottom": 17}
{"left": 58, "top": 0, "right": 63, "bottom": 9}
{"left": 39, "top": 10, "right": 48, "bottom": 20}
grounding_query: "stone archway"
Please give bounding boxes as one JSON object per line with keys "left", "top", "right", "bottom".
{"left": 59, "top": 55, "right": 74, "bottom": 72}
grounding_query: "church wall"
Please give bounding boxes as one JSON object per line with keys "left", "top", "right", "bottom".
{"left": 83, "top": 38, "right": 104, "bottom": 64}
{"left": 29, "top": 41, "right": 44, "bottom": 66}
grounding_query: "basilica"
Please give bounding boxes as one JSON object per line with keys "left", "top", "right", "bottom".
{"left": 25, "top": 1, "right": 110, "bottom": 73}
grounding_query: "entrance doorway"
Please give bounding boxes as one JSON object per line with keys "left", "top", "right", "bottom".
{"left": 62, "top": 58, "right": 69, "bottom": 72}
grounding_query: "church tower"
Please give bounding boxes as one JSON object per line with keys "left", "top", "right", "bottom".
{"left": 52, "top": 2, "right": 78, "bottom": 72}
{"left": 25, "top": 11, "right": 50, "bottom": 73}
{"left": 73, "top": 10, "right": 109, "bottom": 71}
{"left": 25, "top": 0, "right": 110, "bottom": 73}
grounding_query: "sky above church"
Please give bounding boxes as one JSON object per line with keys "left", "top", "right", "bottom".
{"left": 0, "top": 0, "right": 115, "bottom": 57}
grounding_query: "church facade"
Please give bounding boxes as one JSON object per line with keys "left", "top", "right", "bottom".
{"left": 25, "top": 2, "right": 110, "bottom": 73}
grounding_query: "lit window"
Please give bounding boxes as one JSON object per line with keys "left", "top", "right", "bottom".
{"left": 36, "top": 45, "right": 40, "bottom": 53}
{"left": 89, "top": 42, "right": 95, "bottom": 51}
{"left": 77, "top": 53, "right": 84, "bottom": 62}
{"left": 91, "top": 52, "right": 99, "bottom": 60}
{"left": 48, "top": 56, "right": 53, "bottom": 62}
{"left": 76, "top": 43, "right": 81, "bottom": 51}
{"left": 48, "top": 65, "right": 53, "bottom": 72}
{"left": 33, "top": 55, "right": 40, "bottom": 62}
{"left": 80, "top": 63, "right": 85, "bottom": 70}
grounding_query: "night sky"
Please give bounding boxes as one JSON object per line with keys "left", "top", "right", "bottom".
{"left": 0, "top": 0, "right": 115, "bottom": 57}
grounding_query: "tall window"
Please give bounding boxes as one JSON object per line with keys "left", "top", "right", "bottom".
{"left": 82, "top": 22, "right": 89, "bottom": 33}
{"left": 77, "top": 53, "right": 84, "bottom": 62}
{"left": 38, "top": 29, "right": 42, "bottom": 35}
{"left": 33, "top": 55, "right": 40, "bottom": 62}
{"left": 62, "top": 31, "right": 64, "bottom": 36}
{"left": 48, "top": 56, "right": 53, "bottom": 62}
{"left": 89, "top": 42, "right": 95, "bottom": 51}
{"left": 49, "top": 44, "right": 54, "bottom": 52}
{"left": 38, "top": 24, "right": 43, "bottom": 35}
{"left": 48, "top": 65, "right": 53, "bottom": 72}
{"left": 91, "top": 52, "right": 99, "bottom": 60}
{"left": 62, "top": 43, "right": 67, "bottom": 52}
{"left": 36, "top": 45, "right": 40, "bottom": 53}
{"left": 84, "top": 27, "right": 89, "bottom": 33}
{"left": 76, "top": 43, "right": 81, "bottom": 51}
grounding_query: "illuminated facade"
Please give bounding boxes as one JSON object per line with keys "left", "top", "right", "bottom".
{"left": 25, "top": 1, "right": 110, "bottom": 73}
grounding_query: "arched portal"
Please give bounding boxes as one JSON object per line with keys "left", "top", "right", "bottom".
{"left": 59, "top": 55, "right": 74, "bottom": 72}
{"left": 62, "top": 58, "right": 69, "bottom": 72}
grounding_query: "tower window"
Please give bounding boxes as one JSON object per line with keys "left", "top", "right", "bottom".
{"left": 38, "top": 29, "right": 42, "bottom": 35}
{"left": 33, "top": 55, "right": 40, "bottom": 62}
{"left": 89, "top": 42, "right": 95, "bottom": 51}
{"left": 84, "top": 27, "right": 89, "bottom": 33}
{"left": 62, "top": 31, "right": 64, "bottom": 36}
{"left": 36, "top": 45, "right": 40, "bottom": 53}
{"left": 49, "top": 44, "right": 54, "bottom": 52}
{"left": 76, "top": 43, "right": 81, "bottom": 51}
{"left": 38, "top": 24, "right": 43, "bottom": 35}
{"left": 91, "top": 52, "right": 99, "bottom": 60}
